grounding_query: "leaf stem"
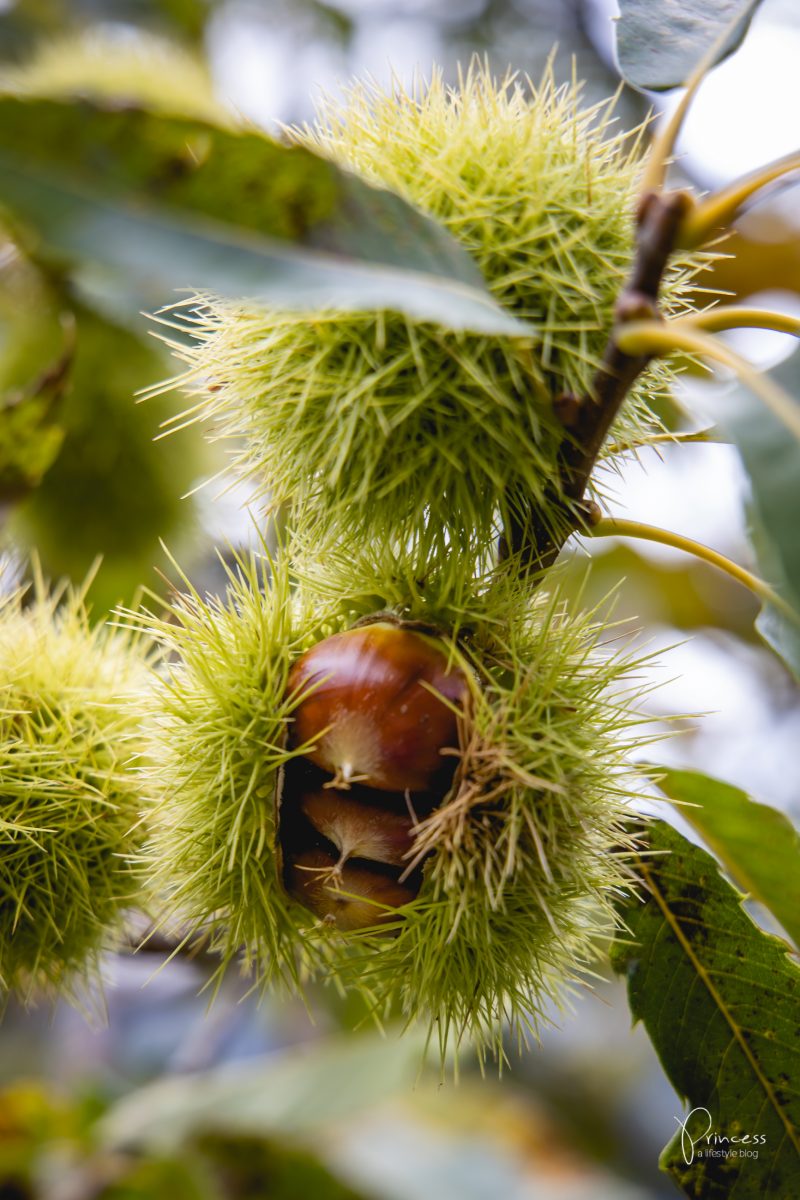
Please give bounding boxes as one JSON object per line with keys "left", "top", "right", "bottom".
{"left": 502, "top": 16, "right": 794, "bottom": 575}
{"left": 682, "top": 305, "right": 800, "bottom": 337}
{"left": 589, "top": 516, "right": 799, "bottom": 623}
{"left": 615, "top": 319, "right": 800, "bottom": 441}
{"left": 678, "top": 150, "right": 800, "bottom": 248}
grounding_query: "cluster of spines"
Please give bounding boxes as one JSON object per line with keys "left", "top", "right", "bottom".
{"left": 132, "top": 550, "right": 337, "bottom": 994}
{"left": 0, "top": 576, "right": 151, "bottom": 1004}
{"left": 329, "top": 579, "right": 651, "bottom": 1060}
{"left": 0, "top": 26, "right": 225, "bottom": 122}
{"left": 124, "top": 61, "right": 675, "bottom": 1055}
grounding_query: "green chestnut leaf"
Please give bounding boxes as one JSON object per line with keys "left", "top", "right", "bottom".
{"left": 612, "top": 820, "right": 800, "bottom": 1199}
{"left": 652, "top": 766, "right": 800, "bottom": 949}
{"left": 616, "top": 0, "right": 764, "bottom": 92}
{"left": 0, "top": 96, "right": 529, "bottom": 337}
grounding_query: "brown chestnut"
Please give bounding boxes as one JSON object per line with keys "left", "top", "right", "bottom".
{"left": 285, "top": 848, "right": 418, "bottom": 931}
{"left": 286, "top": 622, "right": 468, "bottom": 793}
{"left": 299, "top": 786, "right": 415, "bottom": 873}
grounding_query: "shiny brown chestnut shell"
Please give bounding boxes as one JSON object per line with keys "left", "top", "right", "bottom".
{"left": 286, "top": 621, "right": 468, "bottom": 794}
{"left": 285, "top": 848, "right": 418, "bottom": 931}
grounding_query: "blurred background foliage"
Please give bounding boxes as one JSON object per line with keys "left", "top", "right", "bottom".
{"left": 0, "top": 251, "right": 207, "bottom": 612}
{"left": 0, "top": 0, "right": 798, "bottom": 1197}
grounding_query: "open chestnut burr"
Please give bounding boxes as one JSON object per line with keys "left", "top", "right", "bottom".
{"left": 279, "top": 621, "right": 469, "bottom": 930}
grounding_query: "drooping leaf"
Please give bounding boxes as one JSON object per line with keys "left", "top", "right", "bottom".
{"left": 0, "top": 96, "right": 529, "bottom": 337}
{"left": 98, "top": 1029, "right": 426, "bottom": 1152}
{"left": 696, "top": 352, "right": 800, "bottom": 678}
{"left": 8, "top": 304, "right": 206, "bottom": 614}
{"left": 611, "top": 820, "right": 800, "bottom": 1199}
{"left": 653, "top": 766, "right": 800, "bottom": 949}
{"left": 615, "top": 0, "right": 764, "bottom": 91}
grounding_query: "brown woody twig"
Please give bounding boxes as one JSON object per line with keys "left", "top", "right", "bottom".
{"left": 502, "top": 188, "right": 693, "bottom": 574}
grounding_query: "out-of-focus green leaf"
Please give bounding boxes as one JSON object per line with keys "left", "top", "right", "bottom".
{"left": 696, "top": 352, "right": 800, "bottom": 677}
{"left": 98, "top": 1029, "right": 426, "bottom": 1153}
{"left": 9, "top": 305, "right": 205, "bottom": 613}
{"left": 615, "top": 0, "right": 763, "bottom": 91}
{"left": 139, "top": 0, "right": 210, "bottom": 42}
{"left": 0, "top": 0, "right": 211, "bottom": 53}
{"left": 736, "top": 357, "right": 800, "bottom": 679}
{"left": 756, "top": 597, "right": 800, "bottom": 681}
{"left": 653, "top": 766, "right": 800, "bottom": 949}
{"left": 187, "top": 1133, "right": 368, "bottom": 1200}
{"left": 0, "top": 319, "right": 71, "bottom": 501}
{"left": 0, "top": 96, "right": 529, "bottom": 337}
{"left": 611, "top": 820, "right": 800, "bottom": 1199}
{"left": 0, "top": 1081, "right": 367, "bottom": 1200}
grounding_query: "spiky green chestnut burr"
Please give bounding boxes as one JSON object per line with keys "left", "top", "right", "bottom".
{"left": 333, "top": 586, "right": 647, "bottom": 1061}
{"left": 135, "top": 550, "right": 337, "bottom": 989}
{"left": 140, "top": 542, "right": 652, "bottom": 1060}
{"left": 0, "top": 578, "right": 151, "bottom": 1004}
{"left": 164, "top": 63, "right": 694, "bottom": 545}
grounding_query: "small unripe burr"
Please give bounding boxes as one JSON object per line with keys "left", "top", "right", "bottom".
{"left": 285, "top": 849, "right": 417, "bottom": 930}
{"left": 287, "top": 622, "right": 468, "bottom": 793}
{"left": 299, "top": 786, "right": 415, "bottom": 871}
{"left": 0, "top": 583, "right": 149, "bottom": 1005}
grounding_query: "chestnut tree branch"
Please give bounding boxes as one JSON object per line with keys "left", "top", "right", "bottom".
{"left": 502, "top": 188, "right": 693, "bottom": 573}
